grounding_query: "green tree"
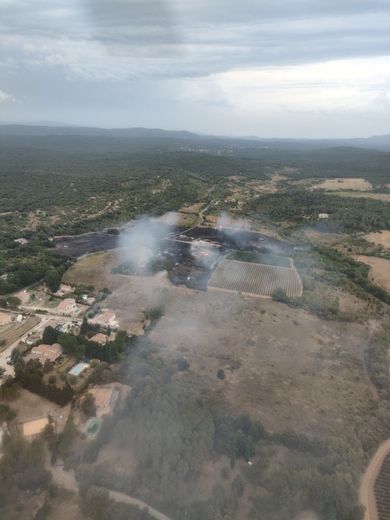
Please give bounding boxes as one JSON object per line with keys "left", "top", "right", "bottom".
{"left": 45, "top": 269, "right": 61, "bottom": 292}
{"left": 42, "top": 326, "right": 59, "bottom": 345}
{"left": 81, "top": 393, "right": 97, "bottom": 416}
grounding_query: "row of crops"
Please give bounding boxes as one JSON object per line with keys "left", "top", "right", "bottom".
{"left": 375, "top": 454, "right": 390, "bottom": 520}
{"left": 208, "top": 259, "right": 303, "bottom": 298}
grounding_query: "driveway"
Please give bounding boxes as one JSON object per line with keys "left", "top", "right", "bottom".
{"left": 51, "top": 465, "right": 171, "bottom": 520}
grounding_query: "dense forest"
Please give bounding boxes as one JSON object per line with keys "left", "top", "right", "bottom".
{"left": 246, "top": 190, "right": 390, "bottom": 233}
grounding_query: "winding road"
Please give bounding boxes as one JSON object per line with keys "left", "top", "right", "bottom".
{"left": 51, "top": 465, "right": 171, "bottom": 520}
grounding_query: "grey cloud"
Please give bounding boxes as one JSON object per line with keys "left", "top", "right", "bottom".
{"left": 1, "top": 0, "right": 390, "bottom": 77}
{"left": 82, "top": 0, "right": 181, "bottom": 55}
{"left": 0, "top": 0, "right": 390, "bottom": 136}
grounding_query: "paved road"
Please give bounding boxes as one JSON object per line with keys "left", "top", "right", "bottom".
{"left": 0, "top": 316, "right": 45, "bottom": 377}
{"left": 359, "top": 438, "right": 390, "bottom": 520}
{"left": 51, "top": 465, "right": 171, "bottom": 520}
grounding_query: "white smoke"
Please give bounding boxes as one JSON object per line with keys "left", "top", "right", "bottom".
{"left": 119, "top": 213, "right": 179, "bottom": 272}
{"left": 216, "top": 212, "right": 251, "bottom": 233}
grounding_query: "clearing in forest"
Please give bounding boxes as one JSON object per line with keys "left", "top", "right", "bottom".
{"left": 354, "top": 255, "right": 390, "bottom": 292}
{"left": 312, "top": 178, "right": 373, "bottom": 191}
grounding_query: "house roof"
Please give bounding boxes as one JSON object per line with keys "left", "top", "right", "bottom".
{"left": 90, "top": 333, "right": 108, "bottom": 345}
{"left": 22, "top": 417, "right": 49, "bottom": 437}
{"left": 57, "top": 298, "right": 77, "bottom": 311}
{"left": 91, "top": 310, "right": 118, "bottom": 326}
{"left": 31, "top": 343, "right": 63, "bottom": 363}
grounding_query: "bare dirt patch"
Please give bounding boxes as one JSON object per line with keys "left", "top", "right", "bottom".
{"left": 312, "top": 178, "right": 373, "bottom": 191}
{"left": 179, "top": 202, "right": 204, "bottom": 214}
{"left": 354, "top": 256, "right": 390, "bottom": 292}
{"left": 364, "top": 231, "right": 390, "bottom": 250}
{"left": 10, "top": 388, "right": 70, "bottom": 431}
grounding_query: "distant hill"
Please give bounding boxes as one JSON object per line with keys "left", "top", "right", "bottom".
{"left": 0, "top": 124, "right": 389, "bottom": 152}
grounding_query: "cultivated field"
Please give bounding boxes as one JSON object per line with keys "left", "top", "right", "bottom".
{"left": 375, "top": 453, "right": 390, "bottom": 520}
{"left": 208, "top": 258, "right": 303, "bottom": 298}
{"left": 312, "top": 177, "right": 373, "bottom": 191}
{"left": 0, "top": 315, "right": 40, "bottom": 349}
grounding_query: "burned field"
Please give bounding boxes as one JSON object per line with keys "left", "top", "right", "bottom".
{"left": 208, "top": 258, "right": 303, "bottom": 298}
{"left": 113, "top": 224, "right": 295, "bottom": 291}
{"left": 54, "top": 229, "right": 120, "bottom": 257}
{"left": 57, "top": 221, "right": 297, "bottom": 295}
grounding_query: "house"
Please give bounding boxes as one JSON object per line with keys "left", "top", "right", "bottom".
{"left": 20, "top": 417, "right": 49, "bottom": 439}
{"left": 82, "top": 294, "right": 96, "bottom": 306}
{"left": 89, "top": 384, "right": 120, "bottom": 417}
{"left": 14, "top": 238, "right": 29, "bottom": 245}
{"left": 318, "top": 213, "right": 329, "bottom": 219}
{"left": 25, "top": 330, "right": 43, "bottom": 346}
{"left": 30, "top": 343, "right": 63, "bottom": 364}
{"left": 56, "top": 298, "right": 80, "bottom": 316}
{"left": 90, "top": 310, "right": 119, "bottom": 329}
{"left": 89, "top": 333, "right": 109, "bottom": 345}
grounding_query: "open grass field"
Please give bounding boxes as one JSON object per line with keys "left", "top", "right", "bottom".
{"left": 364, "top": 231, "right": 390, "bottom": 250}
{"left": 328, "top": 192, "right": 390, "bottom": 202}
{"left": 208, "top": 258, "right": 303, "bottom": 298}
{"left": 312, "top": 177, "right": 373, "bottom": 191}
{"left": 148, "top": 286, "right": 379, "bottom": 439}
{"left": 354, "top": 255, "right": 390, "bottom": 292}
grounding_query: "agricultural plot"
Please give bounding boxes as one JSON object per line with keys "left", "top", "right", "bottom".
{"left": 208, "top": 259, "right": 303, "bottom": 298}
{"left": 374, "top": 453, "right": 390, "bottom": 520}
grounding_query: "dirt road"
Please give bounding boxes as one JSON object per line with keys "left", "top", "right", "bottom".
{"left": 359, "top": 439, "right": 390, "bottom": 520}
{"left": 51, "top": 465, "right": 171, "bottom": 520}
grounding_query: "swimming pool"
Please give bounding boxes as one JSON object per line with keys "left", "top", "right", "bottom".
{"left": 68, "top": 362, "right": 89, "bottom": 377}
{"left": 85, "top": 417, "right": 102, "bottom": 437}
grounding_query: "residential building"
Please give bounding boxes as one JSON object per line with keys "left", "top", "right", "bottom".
{"left": 56, "top": 298, "right": 80, "bottom": 316}
{"left": 20, "top": 417, "right": 49, "bottom": 439}
{"left": 89, "top": 333, "right": 109, "bottom": 345}
{"left": 14, "top": 238, "right": 29, "bottom": 245}
{"left": 30, "top": 343, "right": 63, "bottom": 364}
{"left": 90, "top": 309, "right": 119, "bottom": 329}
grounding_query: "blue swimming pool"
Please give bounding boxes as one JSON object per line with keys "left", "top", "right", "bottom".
{"left": 69, "top": 362, "right": 89, "bottom": 377}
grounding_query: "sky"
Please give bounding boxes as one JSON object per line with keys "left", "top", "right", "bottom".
{"left": 0, "top": 0, "right": 390, "bottom": 138}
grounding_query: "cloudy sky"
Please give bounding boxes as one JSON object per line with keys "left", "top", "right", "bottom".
{"left": 0, "top": 0, "right": 390, "bottom": 137}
